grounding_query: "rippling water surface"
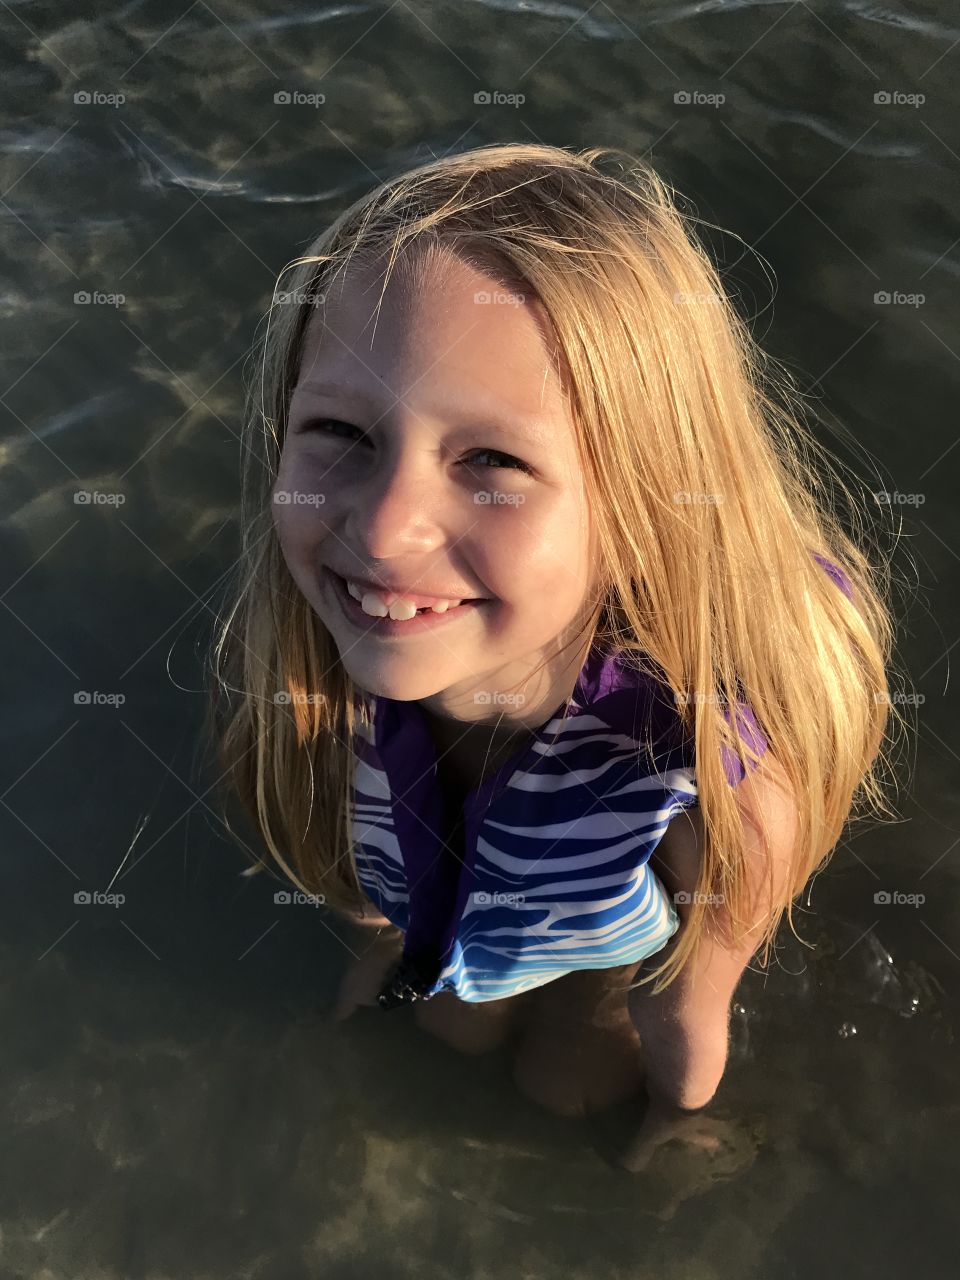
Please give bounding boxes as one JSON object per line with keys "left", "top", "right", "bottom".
{"left": 1, "top": 1, "right": 957, "bottom": 1276}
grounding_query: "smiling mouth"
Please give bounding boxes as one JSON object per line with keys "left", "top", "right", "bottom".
{"left": 326, "top": 568, "right": 489, "bottom": 629}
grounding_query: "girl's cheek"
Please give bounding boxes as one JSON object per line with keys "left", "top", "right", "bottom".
{"left": 272, "top": 448, "right": 331, "bottom": 530}
{"left": 274, "top": 506, "right": 327, "bottom": 561}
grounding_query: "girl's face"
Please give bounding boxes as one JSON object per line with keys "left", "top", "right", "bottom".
{"left": 273, "top": 247, "right": 601, "bottom": 723}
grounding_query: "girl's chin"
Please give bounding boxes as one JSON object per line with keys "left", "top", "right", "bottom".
{"left": 340, "top": 665, "right": 463, "bottom": 705}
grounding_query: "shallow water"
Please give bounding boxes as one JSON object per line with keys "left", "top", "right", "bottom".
{"left": 1, "top": 1, "right": 958, "bottom": 1276}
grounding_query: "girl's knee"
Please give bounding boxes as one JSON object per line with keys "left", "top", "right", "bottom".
{"left": 510, "top": 1002, "right": 645, "bottom": 1119}
{"left": 413, "top": 991, "right": 523, "bottom": 1056}
{"left": 511, "top": 1036, "right": 587, "bottom": 1118}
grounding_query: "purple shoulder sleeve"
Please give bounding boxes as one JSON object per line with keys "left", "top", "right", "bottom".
{"left": 812, "top": 551, "right": 854, "bottom": 601}
{"left": 720, "top": 702, "right": 768, "bottom": 787}
{"left": 721, "top": 551, "right": 852, "bottom": 786}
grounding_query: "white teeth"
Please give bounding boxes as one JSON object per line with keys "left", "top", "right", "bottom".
{"left": 343, "top": 577, "right": 463, "bottom": 620}
{"left": 384, "top": 597, "right": 417, "bottom": 621}
{"left": 362, "top": 591, "right": 390, "bottom": 618}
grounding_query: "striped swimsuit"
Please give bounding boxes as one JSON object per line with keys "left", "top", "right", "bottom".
{"left": 348, "top": 554, "right": 853, "bottom": 1007}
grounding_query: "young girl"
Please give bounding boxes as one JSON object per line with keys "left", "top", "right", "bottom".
{"left": 208, "top": 142, "right": 896, "bottom": 1153}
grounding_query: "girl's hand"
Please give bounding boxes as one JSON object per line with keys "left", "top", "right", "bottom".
{"left": 332, "top": 925, "right": 404, "bottom": 1021}
{"left": 613, "top": 1090, "right": 730, "bottom": 1173}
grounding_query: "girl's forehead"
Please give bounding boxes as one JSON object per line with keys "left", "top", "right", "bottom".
{"left": 296, "top": 264, "right": 565, "bottom": 418}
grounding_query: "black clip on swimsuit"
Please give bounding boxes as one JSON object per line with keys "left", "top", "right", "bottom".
{"left": 377, "top": 795, "right": 466, "bottom": 1010}
{"left": 377, "top": 952, "right": 440, "bottom": 1010}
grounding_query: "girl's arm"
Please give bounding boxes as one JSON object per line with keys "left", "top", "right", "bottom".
{"left": 630, "top": 755, "right": 801, "bottom": 1109}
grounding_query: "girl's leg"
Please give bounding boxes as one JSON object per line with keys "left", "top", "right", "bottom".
{"left": 510, "top": 962, "right": 646, "bottom": 1117}
{"left": 413, "top": 987, "right": 537, "bottom": 1056}
{"left": 329, "top": 896, "right": 535, "bottom": 1054}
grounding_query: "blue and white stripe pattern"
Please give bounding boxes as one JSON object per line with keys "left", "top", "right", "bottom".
{"left": 348, "top": 646, "right": 756, "bottom": 1003}
{"left": 347, "top": 554, "right": 853, "bottom": 1004}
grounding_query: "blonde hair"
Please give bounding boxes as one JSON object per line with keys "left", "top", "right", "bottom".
{"left": 205, "top": 141, "right": 905, "bottom": 994}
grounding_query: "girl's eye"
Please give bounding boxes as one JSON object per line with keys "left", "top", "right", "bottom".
{"left": 464, "top": 448, "right": 534, "bottom": 476}
{"left": 297, "top": 417, "right": 363, "bottom": 440}
{"left": 296, "top": 419, "right": 533, "bottom": 476}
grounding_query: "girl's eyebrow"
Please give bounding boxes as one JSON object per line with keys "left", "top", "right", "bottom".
{"left": 290, "top": 381, "right": 550, "bottom": 445}
{"left": 291, "top": 381, "right": 369, "bottom": 402}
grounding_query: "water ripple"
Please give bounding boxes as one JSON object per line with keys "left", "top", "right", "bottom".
{"left": 844, "top": 0, "right": 960, "bottom": 41}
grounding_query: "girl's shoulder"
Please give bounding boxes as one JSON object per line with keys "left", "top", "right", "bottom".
{"left": 812, "top": 551, "right": 854, "bottom": 600}
{"left": 586, "top": 549, "right": 853, "bottom": 788}
{"left": 576, "top": 646, "right": 765, "bottom": 791}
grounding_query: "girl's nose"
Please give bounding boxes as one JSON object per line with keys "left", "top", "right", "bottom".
{"left": 345, "top": 449, "right": 446, "bottom": 557}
